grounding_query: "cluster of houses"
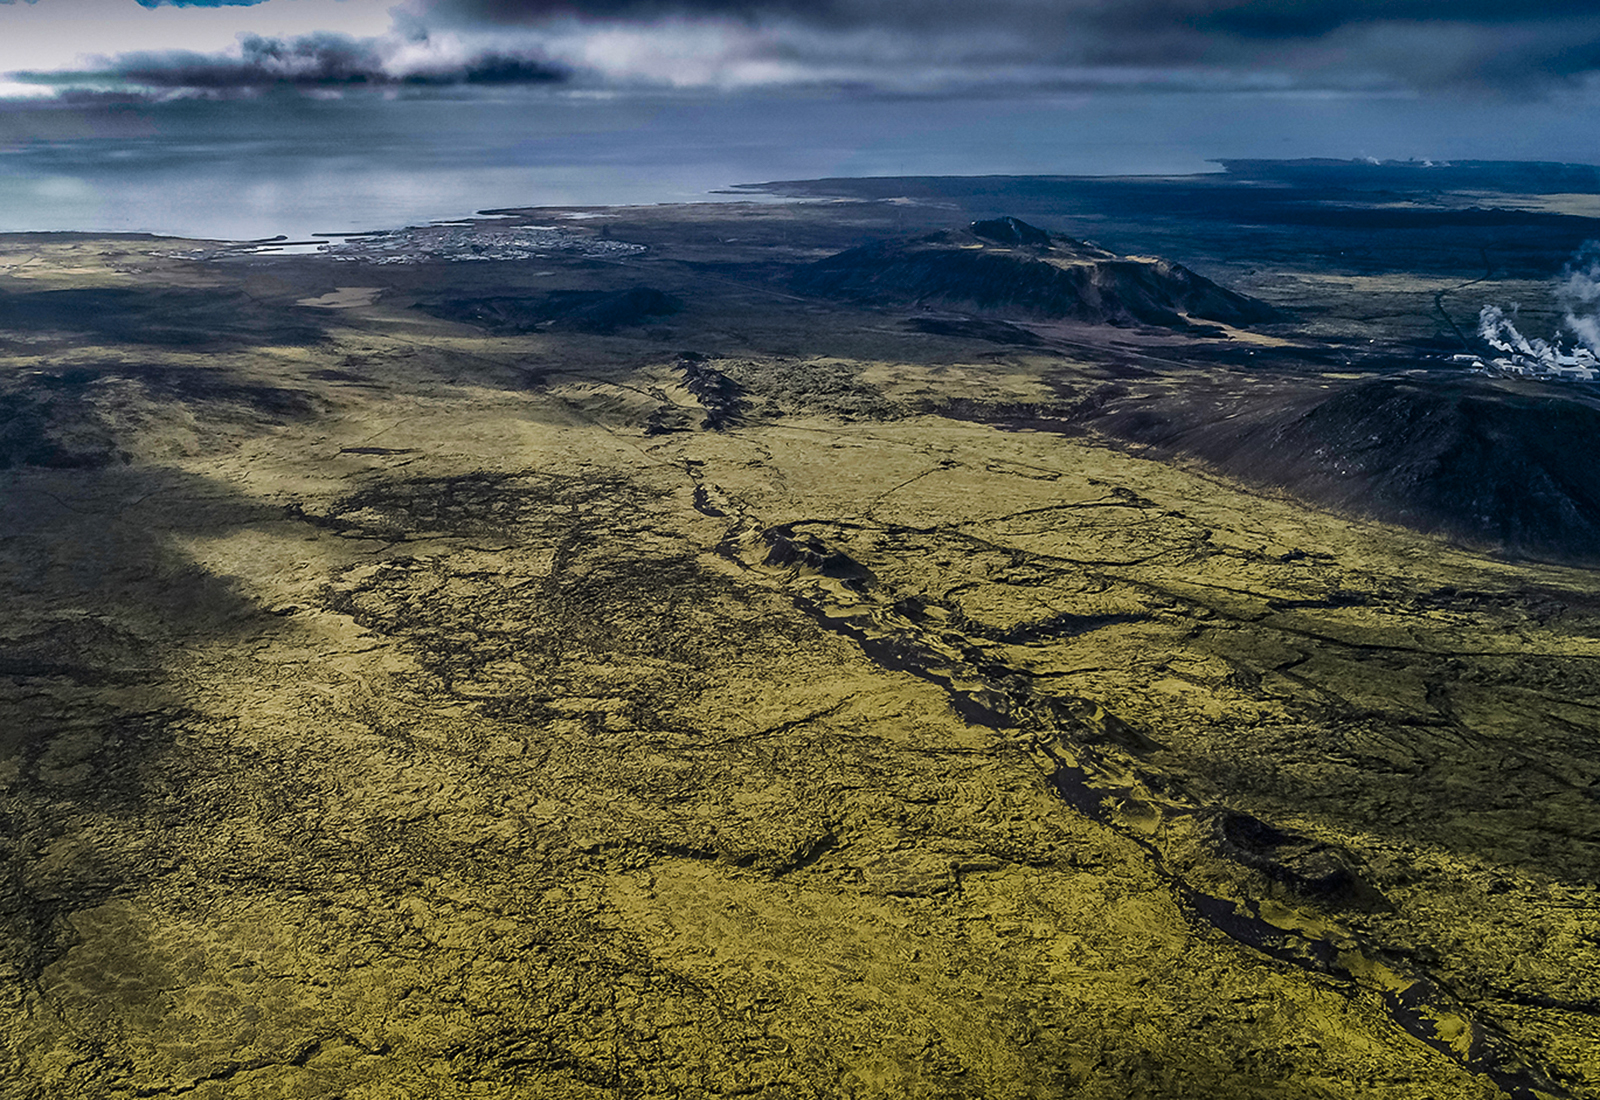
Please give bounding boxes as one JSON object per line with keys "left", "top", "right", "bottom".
{"left": 1455, "top": 350, "right": 1600, "bottom": 382}
{"left": 324, "top": 223, "right": 646, "bottom": 264}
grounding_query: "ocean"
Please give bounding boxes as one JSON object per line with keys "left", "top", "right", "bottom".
{"left": 3, "top": 86, "right": 1598, "bottom": 242}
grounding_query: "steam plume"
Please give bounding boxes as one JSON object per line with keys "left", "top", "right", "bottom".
{"left": 1475, "top": 242, "right": 1600, "bottom": 380}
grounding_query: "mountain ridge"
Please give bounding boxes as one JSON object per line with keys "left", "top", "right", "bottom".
{"left": 791, "top": 217, "right": 1279, "bottom": 333}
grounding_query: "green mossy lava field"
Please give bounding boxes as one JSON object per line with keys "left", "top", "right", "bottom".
{"left": 2, "top": 187, "right": 1598, "bottom": 1099}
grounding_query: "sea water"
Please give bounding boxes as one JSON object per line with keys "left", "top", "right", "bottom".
{"left": 2, "top": 86, "right": 1598, "bottom": 242}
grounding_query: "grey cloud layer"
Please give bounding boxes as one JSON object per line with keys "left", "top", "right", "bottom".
{"left": 420, "top": 0, "right": 1600, "bottom": 90}
{"left": 9, "top": 0, "right": 1600, "bottom": 96}
{"left": 148, "top": 33, "right": 560, "bottom": 87}
{"left": 14, "top": 31, "right": 565, "bottom": 95}
{"left": 426, "top": 0, "right": 1600, "bottom": 33}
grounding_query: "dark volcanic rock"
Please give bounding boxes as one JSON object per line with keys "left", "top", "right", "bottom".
{"left": 970, "top": 216, "right": 1053, "bottom": 248}
{"left": 0, "top": 287, "right": 326, "bottom": 349}
{"left": 1212, "top": 812, "right": 1368, "bottom": 905}
{"left": 0, "top": 390, "right": 116, "bottom": 469}
{"left": 906, "top": 316, "right": 1044, "bottom": 345}
{"left": 549, "top": 287, "right": 679, "bottom": 333}
{"left": 1099, "top": 377, "right": 1600, "bottom": 563}
{"left": 0, "top": 364, "right": 316, "bottom": 470}
{"left": 678, "top": 353, "right": 747, "bottom": 430}
{"left": 421, "top": 286, "right": 679, "bottom": 334}
{"left": 791, "top": 219, "right": 1278, "bottom": 331}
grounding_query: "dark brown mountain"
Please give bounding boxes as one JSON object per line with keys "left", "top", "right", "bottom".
{"left": 791, "top": 217, "right": 1278, "bottom": 332}
{"left": 1094, "top": 377, "right": 1600, "bottom": 563}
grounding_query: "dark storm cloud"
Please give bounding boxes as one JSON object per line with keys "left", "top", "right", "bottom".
{"left": 425, "top": 0, "right": 809, "bottom": 19}
{"left": 119, "top": 33, "right": 393, "bottom": 87}
{"left": 423, "top": 0, "right": 1600, "bottom": 29}
{"left": 417, "top": 0, "right": 1600, "bottom": 92}
{"left": 132, "top": 0, "right": 272, "bottom": 7}
{"left": 14, "top": 32, "right": 565, "bottom": 95}
{"left": 7, "top": 0, "right": 1599, "bottom": 96}
{"left": 1179, "top": 0, "right": 1600, "bottom": 37}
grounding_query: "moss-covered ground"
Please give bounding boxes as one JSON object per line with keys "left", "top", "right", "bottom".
{"left": 1, "top": 214, "right": 1596, "bottom": 1099}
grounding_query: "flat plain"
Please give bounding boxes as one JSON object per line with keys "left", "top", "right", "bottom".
{"left": 2, "top": 163, "right": 1599, "bottom": 1099}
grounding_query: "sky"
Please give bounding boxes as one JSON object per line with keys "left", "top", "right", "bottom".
{"left": 3, "top": 0, "right": 1600, "bottom": 99}
{"left": 3, "top": 1, "right": 1600, "bottom": 237}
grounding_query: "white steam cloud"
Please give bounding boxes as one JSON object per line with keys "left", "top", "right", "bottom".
{"left": 1475, "top": 243, "right": 1600, "bottom": 381}
{"left": 1556, "top": 247, "right": 1600, "bottom": 352}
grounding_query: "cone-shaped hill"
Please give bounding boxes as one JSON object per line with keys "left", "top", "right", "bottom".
{"left": 791, "top": 216, "right": 1279, "bottom": 331}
